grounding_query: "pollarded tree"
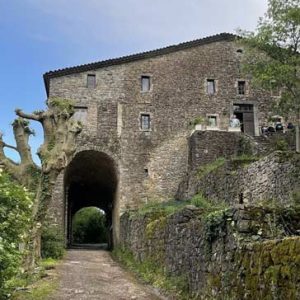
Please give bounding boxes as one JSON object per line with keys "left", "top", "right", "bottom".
{"left": 239, "top": 0, "right": 300, "bottom": 151}
{"left": 0, "top": 98, "right": 82, "bottom": 269}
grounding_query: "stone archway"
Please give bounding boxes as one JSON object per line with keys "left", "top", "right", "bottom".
{"left": 64, "top": 150, "right": 118, "bottom": 249}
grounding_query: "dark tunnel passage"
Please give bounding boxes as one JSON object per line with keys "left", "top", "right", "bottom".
{"left": 64, "top": 150, "right": 118, "bottom": 249}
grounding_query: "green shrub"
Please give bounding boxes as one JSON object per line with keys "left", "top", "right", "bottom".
{"left": 0, "top": 169, "right": 34, "bottom": 298}
{"left": 274, "top": 138, "right": 289, "bottom": 151}
{"left": 191, "top": 193, "right": 228, "bottom": 214}
{"left": 238, "top": 136, "right": 253, "bottom": 156}
{"left": 191, "top": 193, "right": 211, "bottom": 209}
{"left": 41, "top": 226, "right": 64, "bottom": 259}
{"left": 292, "top": 190, "right": 300, "bottom": 206}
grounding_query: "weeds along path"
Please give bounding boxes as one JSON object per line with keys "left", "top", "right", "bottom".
{"left": 49, "top": 248, "right": 162, "bottom": 300}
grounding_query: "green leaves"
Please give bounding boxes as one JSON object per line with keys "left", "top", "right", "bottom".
{"left": 0, "top": 169, "right": 34, "bottom": 297}
{"left": 240, "top": 0, "right": 300, "bottom": 119}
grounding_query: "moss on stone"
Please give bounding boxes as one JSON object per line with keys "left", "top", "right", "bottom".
{"left": 146, "top": 216, "right": 167, "bottom": 239}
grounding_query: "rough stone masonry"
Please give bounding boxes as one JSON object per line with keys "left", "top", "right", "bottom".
{"left": 43, "top": 33, "right": 284, "bottom": 244}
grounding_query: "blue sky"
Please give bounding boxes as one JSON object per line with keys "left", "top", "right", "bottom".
{"left": 0, "top": 0, "right": 268, "bottom": 162}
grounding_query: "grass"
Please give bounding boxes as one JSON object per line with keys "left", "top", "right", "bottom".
{"left": 132, "top": 199, "right": 189, "bottom": 218}
{"left": 39, "top": 258, "right": 59, "bottom": 270}
{"left": 112, "top": 247, "right": 195, "bottom": 300}
{"left": 197, "top": 157, "right": 226, "bottom": 178}
{"left": 230, "top": 154, "right": 259, "bottom": 168}
{"left": 10, "top": 258, "right": 60, "bottom": 300}
{"left": 191, "top": 193, "right": 228, "bottom": 214}
{"left": 12, "top": 279, "right": 58, "bottom": 300}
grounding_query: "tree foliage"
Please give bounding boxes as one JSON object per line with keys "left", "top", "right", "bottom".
{"left": 0, "top": 168, "right": 34, "bottom": 298}
{"left": 72, "top": 207, "right": 108, "bottom": 244}
{"left": 239, "top": 0, "right": 300, "bottom": 118}
{"left": 41, "top": 225, "right": 65, "bottom": 259}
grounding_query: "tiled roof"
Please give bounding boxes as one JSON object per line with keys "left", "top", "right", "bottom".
{"left": 43, "top": 32, "right": 237, "bottom": 95}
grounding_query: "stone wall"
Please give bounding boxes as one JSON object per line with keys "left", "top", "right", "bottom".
{"left": 187, "top": 131, "right": 241, "bottom": 171}
{"left": 177, "top": 150, "right": 300, "bottom": 206}
{"left": 187, "top": 130, "right": 296, "bottom": 173}
{"left": 119, "top": 205, "right": 300, "bottom": 299}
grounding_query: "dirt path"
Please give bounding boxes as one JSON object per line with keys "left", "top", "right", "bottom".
{"left": 49, "top": 248, "right": 163, "bottom": 300}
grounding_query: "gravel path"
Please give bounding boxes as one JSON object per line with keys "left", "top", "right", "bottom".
{"left": 49, "top": 248, "right": 163, "bottom": 300}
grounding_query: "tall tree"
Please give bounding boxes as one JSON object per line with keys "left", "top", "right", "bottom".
{"left": 239, "top": 0, "right": 300, "bottom": 151}
{"left": 0, "top": 98, "right": 82, "bottom": 269}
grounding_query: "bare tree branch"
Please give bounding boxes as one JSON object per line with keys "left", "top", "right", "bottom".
{"left": 3, "top": 142, "right": 18, "bottom": 152}
{"left": 15, "top": 109, "right": 42, "bottom": 121}
{"left": 12, "top": 119, "right": 36, "bottom": 167}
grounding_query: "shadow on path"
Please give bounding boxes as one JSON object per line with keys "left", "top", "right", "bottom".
{"left": 69, "top": 243, "right": 108, "bottom": 250}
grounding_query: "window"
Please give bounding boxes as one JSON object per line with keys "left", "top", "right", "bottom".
{"left": 73, "top": 107, "right": 88, "bottom": 123}
{"left": 206, "top": 79, "right": 216, "bottom": 95}
{"left": 87, "top": 74, "right": 96, "bottom": 88}
{"left": 207, "top": 115, "right": 217, "bottom": 127}
{"left": 141, "top": 76, "right": 151, "bottom": 92}
{"left": 140, "top": 114, "right": 151, "bottom": 130}
{"left": 238, "top": 81, "right": 246, "bottom": 95}
{"left": 144, "top": 168, "right": 149, "bottom": 177}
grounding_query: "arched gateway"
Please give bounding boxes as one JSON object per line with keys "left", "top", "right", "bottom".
{"left": 64, "top": 150, "right": 119, "bottom": 248}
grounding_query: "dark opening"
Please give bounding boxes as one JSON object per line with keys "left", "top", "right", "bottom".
{"left": 235, "top": 112, "right": 244, "bottom": 132}
{"left": 239, "top": 193, "right": 244, "bottom": 204}
{"left": 238, "top": 81, "right": 246, "bottom": 95}
{"left": 144, "top": 168, "right": 149, "bottom": 178}
{"left": 64, "top": 150, "right": 118, "bottom": 250}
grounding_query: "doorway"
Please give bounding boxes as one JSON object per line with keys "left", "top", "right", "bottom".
{"left": 233, "top": 104, "right": 255, "bottom": 135}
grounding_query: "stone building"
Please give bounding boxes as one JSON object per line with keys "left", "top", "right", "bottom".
{"left": 43, "top": 33, "right": 277, "bottom": 245}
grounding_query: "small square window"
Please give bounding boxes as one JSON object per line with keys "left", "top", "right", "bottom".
{"left": 207, "top": 115, "right": 217, "bottom": 127}
{"left": 141, "top": 76, "right": 151, "bottom": 92}
{"left": 87, "top": 74, "right": 96, "bottom": 88}
{"left": 238, "top": 81, "right": 246, "bottom": 95}
{"left": 140, "top": 114, "right": 151, "bottom": 130}
{"left": 206, "top": 79, "right": 216, "bottom": 95}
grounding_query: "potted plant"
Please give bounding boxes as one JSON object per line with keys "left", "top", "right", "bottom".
{"left": 191, "top": 116, "right": 205, "bottom": 130}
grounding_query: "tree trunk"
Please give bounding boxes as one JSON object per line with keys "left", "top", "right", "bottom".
{"left": 296, "top": 125, "right": 300, "bottom": 153}
{"left": 296, "top": 110, "right": 300, "bottom": 153}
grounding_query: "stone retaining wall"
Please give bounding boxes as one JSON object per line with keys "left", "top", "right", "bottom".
{"left": 119, "top": 205, "right": 300, "bottom": 299}
{"left": 177, "top": 152, "right": 300, "bottom": 206}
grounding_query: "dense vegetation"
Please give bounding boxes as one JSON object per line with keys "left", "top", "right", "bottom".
{"left": 72, "top": 207, "right": 108, "bottom": 244}
{"left": 240, "top": 0, "right": 300, "bottom": 151}
{"left": 41, "top": 225, "right": 65, "bottom": 259}
{"left": 0, "top": 169, "right": 34, "bottom": 298}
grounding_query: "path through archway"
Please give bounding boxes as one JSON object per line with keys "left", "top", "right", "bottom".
{"left": 64, "top": 150, "right": 118, "bottom": 249}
